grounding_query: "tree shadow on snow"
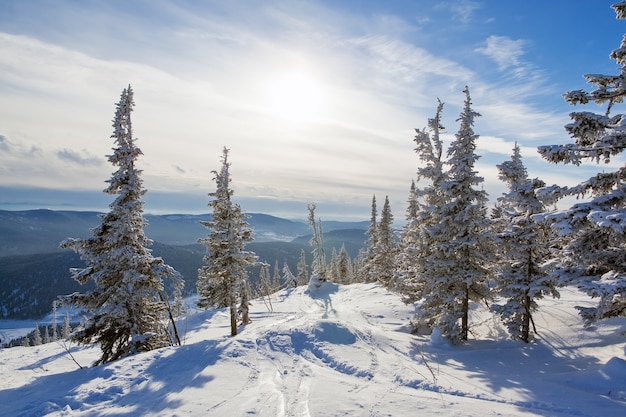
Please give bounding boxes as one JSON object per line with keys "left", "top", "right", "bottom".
{"left": 0, "top": 338, "right": 230, "bottom": 416}
{"left": 306, "top": 281, "right": 339, "bottom": 318}
{"left": 407, "top": 336, "right": 626, "bottom": 415}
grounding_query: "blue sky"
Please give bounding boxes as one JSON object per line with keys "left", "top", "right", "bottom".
{"left": 0, "top": 0, "right": 624, "bottom": 221}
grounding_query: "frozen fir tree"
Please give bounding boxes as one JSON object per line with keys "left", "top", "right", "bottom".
{"left": 297, "top": 249, "right": 309, "bottom": 286}
{"left": 396, "top": 101, "right": 446, "bottom": 312}
{"left": 33, "top": 324, "right": 42, "bottom": 346}
{"left": 60, "top": 86, "right": 184, "bottom": 365}
{"left": 371, "top": 196, "right": 399, "bottom": 289}
{"left": 337, "top": 244, "right": 353, "bottom": 284}
{"left": 197, "top": 147, "right": 257, "bottom": 336}
{"left": 62, "top": 312, "right": 71, "bottom": 339}
{"left": 492, "top": 144, "right": 559, "bottom": 342}
{"left": 307, "top": 203, "right": 327, "bottom": 280}
{"left": 51, "top": 302, "right": 58, "bottom": 342}
{"left": 43, "top": 326, "right": 50, "bottom": 344}
{"left": 328, "top": 247, "right": 339, "bottom": 282}
{"left": 417, "top": 88, "right": 493, "bottom": 343}
{"left": 283, "top": 262, "right": 298, "bottom": 288}
{"left": 257, "top": 263, "right": 272, "bottom": 297}
{"left": 537, "top": 2, "right": 626, "bottom": 325}
{"left": 272, "top": 260, "right": 282, "bottom": 293}
{"left": 358, "top": 196, "right": 378, "bottom": 282}
{"left": 395, "top": 181, "right": 420, "bottom": 299}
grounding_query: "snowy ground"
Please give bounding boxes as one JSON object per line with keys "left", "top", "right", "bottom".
{"left": 1, "top": 282, "right": 625, "bottom": 416}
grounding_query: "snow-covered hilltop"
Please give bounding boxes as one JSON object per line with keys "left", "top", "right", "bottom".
{"left": 1, "top": 282, "right": 625, "bottom": 416}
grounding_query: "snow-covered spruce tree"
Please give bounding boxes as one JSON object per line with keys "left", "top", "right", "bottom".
{"left": 33, "top": 324, "right": 42, "bottom": 346}
{"left": 492, "top": 144, "right": 558, "bottom": 342}
{"left": 337, "top": 243, "right": 353, "bottom": 284}
{"left": 537, "top": 2, "right": 626, "bottom": 325}
{"left": 371, "top": 196, "right": 399, "bottom": 289}
{"left": 358, "top": 195, "right": 378, "bottom": 282}
{"left": 257, "top": 263, "right": 272, "bottom": 297}
{"left": 395, "top": 181, "right": 420, "bottom": 298}
{"left": 62, "top": 313, "right": 71, "bottom": 339}
{"left": 396, "top": 100, "right": 446, "bottom": 312}
{"left": 328, "top": 247, "right": 339, "bottom": 282}
{"left": 307, "top": 203, "right": 327, "bottom": 281}
{"left": 197, "top": 147, "right": 257, "bottom": 336}
{"left": 297, "top": 249, "right": 309, "bottom": 285}
{"left": 272, "top": 260, "right": 282, "bottom": 293}
{"left": 282, "top": 262, "right": 298, "bottom": 288}
{"left": 60, "top": 86, "right": 184, "bottom": 365}
{"left": 420, "top": 88, "right": 493, "bottom": 343}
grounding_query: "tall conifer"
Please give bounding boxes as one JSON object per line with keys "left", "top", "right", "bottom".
{"left": 538, "top": 2, "right": 626, "bottom": 324}
{"left": 60, "top": 86, "right": 183, "bottom": 365}
{"left": 197, "top": 147, "right": 256, "bottom": 336}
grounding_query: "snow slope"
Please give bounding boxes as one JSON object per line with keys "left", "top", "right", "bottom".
{"left": 1, "top": 282, "right": 625, "bottom": 416}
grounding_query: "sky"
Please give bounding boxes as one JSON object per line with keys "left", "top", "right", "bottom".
{"left": 1, "top": 0, "right": 625, "bottom": 221}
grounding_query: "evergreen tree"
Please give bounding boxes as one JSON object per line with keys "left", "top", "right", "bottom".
{"left": 62, "top": 313, "right": 71, "bottom": 339}
{"left": 60, "top": 86, "right": 184, "bottom": 365}
{"left": 329, "top": 247, "right": 339, "bottom": 282}
{"left": 537, "top": 3, "right": 626, "bottom": 325}
{"left": 33, "top": 323, "right": 42, "bottom": 346}
{"left": 197, "top": 147, "right": 257, "bottom": 336}
{"left": 272, "top": 260, "right": 282, "bottom": 293}
{"left": 297, "top": 249, "right": 309, "bottom": 286}
{"left": 396, "top": 101, "right": 446, "bottom": 310}
{"left": 351, "top": 257, "right": 364, "bottom": 283}
{"left": 358, "top": 196, "right": 378, "bottom": 282}
{"left": 371, "top": 196, "right": 399, "bottom": 288}
{"left": 43, "top": 326, "right": 50, "bottom": 344}
{"left": 418, "top": 88, "right": 493, "bottom": 343}
{"left": 282, "top": 262, "right": 298, "bottom": 287}
{"left": 51, "top": 302, "right": 58, "bottom": 342}
{"left": 492, "top": 144, "right": 558, "bottom": 342}
{"left": 307, "top": 203, "right": 326, "bottom": 280}
{"left": 258, "top": 263, "right": 272, "bottom": 297}
{"left": 337, "top": 244, "right": 353, "bottom": 284}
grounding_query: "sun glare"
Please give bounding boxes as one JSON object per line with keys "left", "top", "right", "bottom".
{"left": 265, "top": 73, "right": 324, "bottom": 122}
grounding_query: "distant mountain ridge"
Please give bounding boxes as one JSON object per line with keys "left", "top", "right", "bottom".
{"left": 0, "top": 209, "right": 368, "bottom": 256}
{"left": 0, "top": 209, "right": 368, "bottom": 319}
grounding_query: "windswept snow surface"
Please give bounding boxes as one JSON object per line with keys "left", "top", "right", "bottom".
{"left": 1, "top": 282, "right": 626, "bottom": 416}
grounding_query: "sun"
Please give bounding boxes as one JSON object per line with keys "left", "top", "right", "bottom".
{"left": 265, "top": 73, "right": 324, "bottom": 122}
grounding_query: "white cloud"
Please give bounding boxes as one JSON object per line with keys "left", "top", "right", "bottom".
{"left": 476, "top": 35, "right": 527, "bottom": 70}
{"left": 448, "top": 0, "right": 482, "bottom": 23}
{"left": 0, "top": 0, "right": 605, "bottom": 220}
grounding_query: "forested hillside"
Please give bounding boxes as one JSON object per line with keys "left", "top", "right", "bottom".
{"left": 0, "top": 210, "right": 366, "bottom": 319}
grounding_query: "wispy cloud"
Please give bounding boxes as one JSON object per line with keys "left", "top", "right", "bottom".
{"left": 448, "top": 0, "right": 483, "bottom": 24}
{"left": 57, "top": 149, "right": 103, "bottom": 166}
{"left": 0, "top": 134, "right": 42, "bottom": 157}
{"left": 476, "top": 35, "right": 527, "bottom": 70}
{"left": 0, "top": 0, "right": 601, "bottom": 219}
{"left": 0, "top": 134, "right": 9, "bottom": 152}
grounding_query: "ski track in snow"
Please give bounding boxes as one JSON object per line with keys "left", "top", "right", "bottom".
{"left": 1, "top": 283, "right": 626, "bottom": 416}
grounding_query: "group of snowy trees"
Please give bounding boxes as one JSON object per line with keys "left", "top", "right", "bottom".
{"left": 59, "top": 86, "right": 264, "bottom": 364}
{"left": 373, "top": 2, "right": 626, "bottom": 344}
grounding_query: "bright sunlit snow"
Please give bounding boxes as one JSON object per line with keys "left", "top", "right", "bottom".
{"left": 1, "top": 282, "right": 625, "bottom": 416}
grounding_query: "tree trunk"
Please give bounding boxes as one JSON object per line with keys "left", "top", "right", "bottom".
{"left": 230, "top": 304, "right": 237, "bottom": 337}
{"left": 461, "top": 283, "right": 469, "bottom": 341}
{"left": 522, "top": 293, "right": 531, "bottom": 343}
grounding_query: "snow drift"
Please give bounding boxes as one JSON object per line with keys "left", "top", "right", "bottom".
{"left": 1, "top": 282, "right": 625, "bottom": 416}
